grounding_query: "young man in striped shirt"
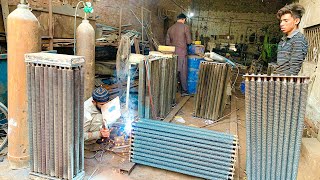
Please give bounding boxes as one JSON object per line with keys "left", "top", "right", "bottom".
{"left": 276, "top": 3, "right": 308, "bottom": 75}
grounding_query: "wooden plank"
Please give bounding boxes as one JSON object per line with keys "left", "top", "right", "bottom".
{"left": 48, "top": 0, "right": 53, "bottom": 50}
{"left": 163, "top": 96, "right": 190, "bottom": 122}
{"left": 1, "top": 0, "right": 9, "bottom": 33}
{"left": 134, "top": 38, "right": 140, "bottom": 54}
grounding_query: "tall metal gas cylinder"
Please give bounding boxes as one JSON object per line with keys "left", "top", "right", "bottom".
{"left": 76, "top": 19, "right": 95, "bottom": 100}
{"left": 7, "top": 0, "right": 41, "bottom": 169}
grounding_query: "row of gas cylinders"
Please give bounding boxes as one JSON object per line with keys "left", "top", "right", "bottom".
{"left": 7, "top": 1, "right": 95, "bottom": 168}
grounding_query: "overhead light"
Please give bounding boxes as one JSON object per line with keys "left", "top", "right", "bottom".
{"left": 188, "top": 12, "right": 194, "bottom": 18}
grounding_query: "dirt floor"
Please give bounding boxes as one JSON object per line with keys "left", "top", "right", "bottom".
{"left": 0, "top": 92, "right": 315, "bottom": 180}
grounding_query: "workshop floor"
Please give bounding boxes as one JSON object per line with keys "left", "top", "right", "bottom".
{"left": 0, "top": 93, "right": 314, "bottom": 180}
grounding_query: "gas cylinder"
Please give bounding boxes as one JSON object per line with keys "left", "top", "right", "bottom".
{"left": 76, "top": 19, "right": 95, "bottom": 100}
{"left": 7, "top": 0, "right": 41, "bottom": 169}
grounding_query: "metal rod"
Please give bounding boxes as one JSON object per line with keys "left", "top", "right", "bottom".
{"left": 62, "top": 68, "right": 68, "bottom": 179}
{"left": 58, "top": 68, "right": 63, "bottom": 178}
{"left": 27, "top": 63, "right": 34, "bottom": 172}
{"left": 67, "top": 68, "right": 74, "bottom": 179}
{"left": 73, "top": 68, "right": 80, "bottom": 175}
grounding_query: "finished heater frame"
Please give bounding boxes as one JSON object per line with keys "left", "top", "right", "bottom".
{"left": 245, "top": 74, "right": 309, "bottom": 180}
{"left": 26, "top": 53, "right": 85, "bottom": 180}
{"left": 138, "top": 55, "right": 178, "bottom": 120}
{"left": 130, "top": 119, "right": 238, "bottom": 180}
{"left": 194, "top": 61, "right": 231, "bottom": 120}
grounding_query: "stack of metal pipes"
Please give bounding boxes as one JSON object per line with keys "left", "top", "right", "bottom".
{"left": 25, "top": 53, "right": 85, "bottom": 180}
{"left": 245, "top": 74, "right": 309, "bottom": 180}
{"left": 194, "top": 62, "right": 231, "bottom": 120}
{"left": 138, "top": 55, "right": 178, "bottom": 119}
{"left": 130, "top": 119, "right": 238, "bottom": 180}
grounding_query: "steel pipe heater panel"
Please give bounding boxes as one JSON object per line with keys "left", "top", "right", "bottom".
{"left": 245, "top": 74, "right": 309, "bottom": 180}
{"left": 25, "top": 53, "right": 85, "bottom": 180}
{"left": 138, "top": 55, "right": 178, "bottom": 120}
{"left": 130, "top": 119, "right": 238, "bottom": 180}
{"left": 194, "top": 62, "right": 231, "bottom": 120}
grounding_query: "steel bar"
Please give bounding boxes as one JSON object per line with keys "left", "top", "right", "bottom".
{"left": 39, "top": 65, "right": 46, "bottom": 174}
{"left": 44, "top": 66, "right": 50, "bottom": 175}
{"left": 79, "top": 67, "right": 85, "bottom": 172}
{"left": 73, "top": 68, "right": 80, "bottom": 175}
{"left": 172, "top": 55, "right": 178, "bottom": 105}
{"left": 27, "top": 64, "right": 34, "bottom": 172}
{"left": 132, "top": 123, "right": 235, "bottom": 146}
{"left": 133, "top": 152, "right": 233, "bottom": 176}
{"left": 133, "top": 135, "right": 235, "bottom": 159}
{"left": 275, "top": 78, "right": 288, "bottom": 179}
{"left": 204, "top": 63, "right": 214, "bottom": 119}
{"left": 67, "top": 68, "right": 74, "bottom": 179}
{"left": 286, "top": 80, "right": 301, "bottom": 180}
{"left": 131, "top": 159, "right": 221, "bottom": 180}
{"left": 256, "top": 77, "right": 262, "bottom": 180}
{"left": 31, "top": 64, "right": 37, "bottom": 172}
{"left": 35, "top": 66, "right": 42, "bottom": 173}
{"left": 280, "top": 78, "right": 294, "bottom": 180}
{"left": 166, "top": 58, "right": 173, "bottom": 116}
{"left": 132, "top": 142, "right": 235, "bottom": 166}
{"left": 62, "top": 68, "right": 68, "bottom": 179}
{"left": 194, "top": 62, "right": 204, "bottom": 116}
{"left": 265, "top": 78, "right": 274, "bottom": 180}
{"left": 138, "top": 119, "right": 236, "bottom": 140}
{"left": 48, "top": 66, "right": 54, "bottom": 177}
{"left": 291, "top": 81, "right": 308, "bottom": 179}
{"left": 57, "top": 68, "right": 63, "bottom": 178}
{"left": 159, "top": 58, "right": 166, "bottom": 118}
{"left": 261, "top": 77, "right": 268, "bottom": 180}
{"left": 138, "top": 59, "right": 146, "bottom": 118}
{"left": 245, "top": 76, "right": 252, "bottom": 180}
{"left": 132, "top": 154, "right": 231, "bottom": 180}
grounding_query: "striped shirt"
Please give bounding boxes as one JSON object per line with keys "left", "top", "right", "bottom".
{"left": 276, "top": 29, "right": 308, "bottom": 75}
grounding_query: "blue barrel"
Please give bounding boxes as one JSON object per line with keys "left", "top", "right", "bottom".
{"left": 187, "top": 55, "right": 204, "bottom": 94}
{"left": 188, "top": 45, "right": 205, "bottom": 55}
{"left": 0, "top": 54, "right": 7, "bottom": 106}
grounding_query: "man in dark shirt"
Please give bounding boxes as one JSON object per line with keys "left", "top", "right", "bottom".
{"left": 276, "top": 3, "right": 308, "bottom": 75}
{"left": 166, "top": 13, "right": 192, "bottom": 95}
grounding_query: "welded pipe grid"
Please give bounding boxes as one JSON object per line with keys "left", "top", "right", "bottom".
{"left": 194, "top": 62, "right": 231, "bottom": 120}
{"left": 138, "top": 55, "right": 178, "bottom": 119}
{"left": 130, "top": 119, "right": 238, "bottom": 180}
{"left": 245, "top": 74, "right": 309, "bottom": 180}
{"left": 25, "top": 53, "right": 85, "bottom": 180}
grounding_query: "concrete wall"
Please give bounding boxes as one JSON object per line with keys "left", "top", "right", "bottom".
{"left": 299, "top": 0, "right": 320, "bottom": 127}
{"left": 191, "top": 11, "right": 279, "bottom": 44}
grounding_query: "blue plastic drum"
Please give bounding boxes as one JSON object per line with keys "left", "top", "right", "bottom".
{"left": 187, "top": 55, "right": 204, "bottom": 94}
